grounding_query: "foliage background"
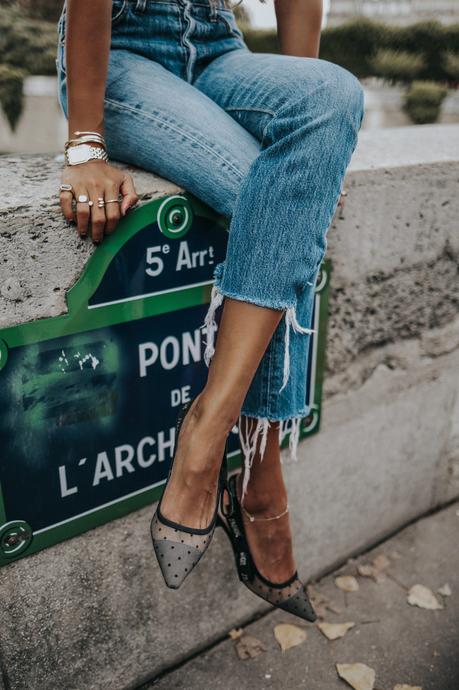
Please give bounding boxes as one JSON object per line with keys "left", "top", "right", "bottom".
{"left": 0, "top": 1, "right": 458, "bottom": 128}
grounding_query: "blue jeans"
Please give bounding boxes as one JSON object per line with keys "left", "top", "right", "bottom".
{"left": 56, "top": 0, "right": 364, "bottom": 470}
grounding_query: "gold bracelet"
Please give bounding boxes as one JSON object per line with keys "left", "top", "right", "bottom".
{"left": 65, "top": 134, "right": 106, "bottom": 150}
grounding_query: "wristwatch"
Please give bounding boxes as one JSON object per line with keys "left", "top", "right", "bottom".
{"left": 65, "top": 143, "right": 109, "bottom": 166}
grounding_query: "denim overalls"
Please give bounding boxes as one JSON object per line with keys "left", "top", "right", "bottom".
{"left": 56, "top": 0, "right": 364, "bottom": 471}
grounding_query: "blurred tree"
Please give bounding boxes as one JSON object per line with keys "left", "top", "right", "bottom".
{"left": 18, "top": 0, "right": 62, "bottom": 22}
{"left": 0, "top": 64, "right": 25, "bottom": 130}
{"left": 233, "top": 2, "right": 251, "bottom": 27}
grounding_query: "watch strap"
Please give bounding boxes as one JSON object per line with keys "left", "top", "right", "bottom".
{"left": 65, "top": 144, "right": 109, "bottom": 166}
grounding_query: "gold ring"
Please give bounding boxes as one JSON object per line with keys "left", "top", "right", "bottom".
{"left": 105, "top": 199, "right": 120, "bottom": 204}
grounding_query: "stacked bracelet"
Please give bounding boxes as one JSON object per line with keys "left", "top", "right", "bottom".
{"left": 64, "top": 130, "right": 109, "bottom": 166}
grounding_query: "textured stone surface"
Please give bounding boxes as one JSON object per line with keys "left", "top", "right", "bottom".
{"left": 0, "top": 155, "right": 181, "bottom": 328}
{"left": 1, "top": 127, "right": 458, "bottom": 689}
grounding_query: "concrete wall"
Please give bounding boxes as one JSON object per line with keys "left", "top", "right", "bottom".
{"left": 0, "top": 124, "right": 458, "bottom": 690}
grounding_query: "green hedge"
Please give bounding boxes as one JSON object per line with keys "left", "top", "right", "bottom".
{"left": 1, "top": 7, "right": 458, "bottom": 85}
{"left": 404, "top": 80, "right": 448, "bottom": 124}
{"left": 244, "top": 18, "right": 459, "bottom": 84}
{"left": 0, "top": 6, "right": 58, "bottom": 76}
{"left": 370, "top": 48, "right": 426, "bottom": 83}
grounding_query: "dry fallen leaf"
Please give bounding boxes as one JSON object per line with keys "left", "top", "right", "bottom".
{"left": 307, "top": 584, "right": 329, "bottom": 619}
{"left": 372, "top": 554, "right": 390, "bottom": 572}
{"left": 307, "top": 584, "right": 328, "bottom": 605}
{"left": 335, "top": 575, "right": 360, "bottom": 592}
{"left": 336, "top": 662, "right": 376, "bottom": 690}
{"left": 407, "top": 585, "right": 443, "bottom": 610}
{"left": 327, "top": 603, "right": 344, "bottom": 615}
{"left": 357, "top": 564, "right": 374, "bottom": 578}
{"left": 357, "top": 555, "right": 390, "bottom": 583}
{"left": 317, "top": 621, "right": 355, "bottom": 640}
{"left": 235, "top": 634, "right": 267, "bottom": 660}
{"left": 438, "top": 583, "right": 452, "bottom": 597}
{"left": 307, "top": 583, "right": 343, "bottom": 618}
{"left": 274, "top": 623, "right": 307, "bottom": 652}
{"left": 393, "top": 685, "right": 422, "bottom": 690}
{"left": 228, "top": 628, "right": 244, "bottom": 640}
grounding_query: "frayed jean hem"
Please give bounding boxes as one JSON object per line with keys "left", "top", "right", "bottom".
{"left": 235, "top": 413, "right": 306, "bottom": 501}
{"left": 200, "top": 260, "right": 314, "bottom": 499}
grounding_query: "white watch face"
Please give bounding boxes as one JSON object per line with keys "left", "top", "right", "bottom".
{"left": 67, "top": 144, "right": 91, "bottom": 165}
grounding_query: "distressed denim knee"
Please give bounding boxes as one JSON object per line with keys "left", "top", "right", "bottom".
{"left": 202, "top": 57, "right": 364, "bottom": 381}
{"left": 199, "top": 56, "right": 364, "bottom": 482}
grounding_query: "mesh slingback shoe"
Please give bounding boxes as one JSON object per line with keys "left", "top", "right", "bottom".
{"left": 217, "top": 472, "right": 317, "bottom": 622}
{"left": 151, "top": 398, "right": 228, "bottom": 589}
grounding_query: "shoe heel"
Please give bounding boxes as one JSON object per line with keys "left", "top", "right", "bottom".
{"left": 218, "top": 474, "right": 317, "bottom": 622}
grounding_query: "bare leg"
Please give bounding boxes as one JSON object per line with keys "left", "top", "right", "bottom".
{"left": 235, "top": 419, "right": 296, "bottom": 583}
{"left": 160, "top": 297, "right": 282, "bottom": 529}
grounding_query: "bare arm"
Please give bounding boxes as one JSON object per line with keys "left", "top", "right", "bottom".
{"left": 66, "top": 0, "right": 112, "bottom": 136}
{"left": 274, "top": 0, "right": 323, "bottom": 58}
{"left": 60, "top": 0, "right": 138, "bottom": 243}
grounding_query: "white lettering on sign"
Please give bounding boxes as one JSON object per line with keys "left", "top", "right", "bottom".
{"left": 171, "top": 386, "right": 191, "bottom": 407}
{"left": 93, "top": 451, "right": 115, "bottom": 486}
{"left": 115, "top": 444, "right": 135, "bottom": 477}
{"left": 176, "top": 241, "right": 213, "bottom": 271}
{"left": 137, "top": 437, "right": 156, "bottom": 468}
{"left": 138, "top": 342, "right": 159, "bottom": 378}
{"left": 161, "top": 336, "right": 180, "bottom": 370}
{"left": 59, "top": 432, "right": 177, "bottom": 496}
{"left": 138, "top": 328, "right": 203, "bottom": 378}
{"left": 158, "top": 428, "right": 174, "bottom": 462}
{"left": 182, "top": 331, "right": 200, "bottom": 365}
{"left": 58, "top": 465, "right": 78, "bottom": 497}
{"left": 145, "top": 242, "right": 215, "bottom": 278}
{"left": 145, "top": 245, "right": 166, "bottom": 277}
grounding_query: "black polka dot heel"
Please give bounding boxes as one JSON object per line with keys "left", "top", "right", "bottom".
{"left": 217, "top": 473, "right": 317, "bottom": 622}
{"left": 151, "top": 398, "right": 228, "bottom": 589}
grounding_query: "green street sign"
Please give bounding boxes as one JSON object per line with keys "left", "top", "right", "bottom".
{"left": 0, "top": 193, "right": 330, "bottom": 566}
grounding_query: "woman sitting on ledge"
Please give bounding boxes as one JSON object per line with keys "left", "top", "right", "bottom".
{"left": 56, "top": 0, "right": 364, "bottom": 619}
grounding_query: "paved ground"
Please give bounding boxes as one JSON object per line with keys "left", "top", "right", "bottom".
{"left": 147, "top": 502, "right": 459, "bottom": 690}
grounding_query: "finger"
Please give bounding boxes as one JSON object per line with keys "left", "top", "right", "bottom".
{"left": 74, "top": 188, "right": 91, "bottom": 238}
{"left": 60, "top": 192, "right": 76, "bottom": 224}
{"left": 104, "top": 184, "right": 121, "bottom": 235}
{"left": 120, "top": 174, "right": 138, "bottom": 216}
{"left": 90, "top": 189, "right": 107, "bottom": 245}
